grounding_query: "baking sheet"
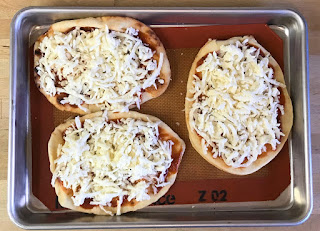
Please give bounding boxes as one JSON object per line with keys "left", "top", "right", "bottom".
{"left": 30, "top": 24, "right": 291, "bottom": 211}
{"left": 9, "top": 7, "right": 312, "bottom": 228}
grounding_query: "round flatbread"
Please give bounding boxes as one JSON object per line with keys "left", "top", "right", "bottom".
{"left": 34, "top": 16, "right": 171, "bottom": 114}
{"left": 185, "top": 36, "right": 293, "bottom": 175}
{"left": 48, "top": 111, "right": 185, "bottom": 215}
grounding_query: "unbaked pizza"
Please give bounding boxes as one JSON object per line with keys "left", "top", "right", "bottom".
{"left": 34, "top": 17, "right": 170, "bottom": 114}
{"left": 185, "top": 36, "right": 293, "bottom": 175}
{"left": 48, "top": 111, "right": 185, "bottom": 215}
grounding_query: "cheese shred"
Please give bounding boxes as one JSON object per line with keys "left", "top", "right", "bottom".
{"left": 36, "top": 26, "right": 164, "bottom": 112}
{"left": 52, "top": 116, "right": 174, "bottom": 215}
{"left": 188, "top": 38, "right": 285, "bottom": 168}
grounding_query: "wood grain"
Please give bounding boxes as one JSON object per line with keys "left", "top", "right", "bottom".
{"left": 1, "top": 0, "right": 319, "bottom": 230}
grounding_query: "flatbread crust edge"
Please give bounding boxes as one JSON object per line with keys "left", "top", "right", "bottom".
{"left": 48, "top": 111, "right": 186, "bottom": 215}
{"left": 34, "top": 16, "right": 171, "bottom": 115}
{"left": 185, "top": 36, "right": 293, "bottom": 175}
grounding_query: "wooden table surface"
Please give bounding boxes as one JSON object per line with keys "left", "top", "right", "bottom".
{"left": 1, "top": 0, "right": 319, "bottom": 230}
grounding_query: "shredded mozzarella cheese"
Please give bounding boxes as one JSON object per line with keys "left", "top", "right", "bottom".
{"left": 36, "top": 26, "right": 164, "bottom": 112}
{"left": 51, "top": 116, "right": 174, "bottom": 214}
{"left": 188, "top": 38, "right": 285, "bottom": 168}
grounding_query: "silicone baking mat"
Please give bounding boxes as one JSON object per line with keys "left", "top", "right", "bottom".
{"left": 30, "top": 24, "right": 290, "bottom": 210}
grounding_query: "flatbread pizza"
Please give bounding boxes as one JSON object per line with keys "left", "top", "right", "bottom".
{"left": 34, "top": 17, "right": 170, "bottom": 114}
{"left": 185, "top": 36, "right": 293, "bottom": 175}
{"left": 48, "top": 111, "right": 185, "bottom": 215}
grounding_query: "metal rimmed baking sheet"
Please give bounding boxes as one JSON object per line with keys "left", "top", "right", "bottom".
{"left": 8, "top": 7, "right": 312, "bottom": 229}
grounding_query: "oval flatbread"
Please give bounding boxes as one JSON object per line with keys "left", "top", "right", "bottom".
{"left": 34, "top": 16, "right": 170, "bottom": 114}
{"left": 185, "top": 36, "right": 293, "bottom": 175}
{"left": 48, "top": 111, "right": 185, "bottom": 215}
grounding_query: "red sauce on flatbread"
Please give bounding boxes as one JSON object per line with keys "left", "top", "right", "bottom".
{"left": 57, "top": 121, "right": 183, "bottom": 209}
{"left": 192, "top": 43, "right": 285, "bottom": 166}
{"left": 80, "top": 196, "right": 133, "bottom": 209}
{"left": 35, "top": 26, "right": 164, "bottom": 109}
{"left": 158, "top": 127, "right": 184, "bottom": 175}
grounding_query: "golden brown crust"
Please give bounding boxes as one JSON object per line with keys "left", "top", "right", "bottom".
{"left": 34, "top": 16, "right": 171, "bottom": 114}
{"left": 48, "top": 111, "right": 185, "bottom": 215}
{"left": 185, "top": 36, "right": 293, "bottom": 175}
